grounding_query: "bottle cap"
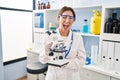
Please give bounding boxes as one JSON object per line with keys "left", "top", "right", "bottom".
{"left": 84, "top": 19, "right": 87, "bottom": 22}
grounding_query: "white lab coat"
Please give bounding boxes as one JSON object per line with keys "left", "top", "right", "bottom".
{"left": 39, "top": 29, "right": 86, "bottom": 80}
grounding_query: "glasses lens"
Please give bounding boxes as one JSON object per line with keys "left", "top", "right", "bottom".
{"left": 60, "top": 15, "right": 74, "bottom": 20}
{"left": 61, "top": 15, "right": 67, "bottom": 19}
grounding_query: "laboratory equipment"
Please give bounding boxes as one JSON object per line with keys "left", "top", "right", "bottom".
{"left": 49, "top": 40, "right": 67, "bottom": 60}
{"left": 90, "top": 10, "right": 101, "bottom": 35}
{"left": 82, "top": 19, "right": 89, "bottom": 33}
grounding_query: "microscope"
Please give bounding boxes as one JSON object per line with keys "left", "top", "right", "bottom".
{"left": 46, "top": 31, "right": 67, "bottom": 61}
{"left": 49, "top": 40, "right": 67, "bottom": 61}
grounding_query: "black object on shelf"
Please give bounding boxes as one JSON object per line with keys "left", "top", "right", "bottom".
{"left": 113, "top": 23, "right": 119, "bottom": 33}
{"left": 104, "top": 12, "right": 120, "bottom": 34}
{"left": 111, "top": 12, "right": 118, "bottom": 33}
{"left": 118, "top": 18, "right": 120, "bottom": 34}
{"left": 112, "top": 13, "right": 118, "bottom": 24}
{"left": 104, "top": 18, "right": 113, "bottom": 33}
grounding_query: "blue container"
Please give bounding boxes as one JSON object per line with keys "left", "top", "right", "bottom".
{"left": 82, "top": 19, "right": 89, "bottom": 33}
{"left": 86, "top": 56, "right": 91, "bottom": 65}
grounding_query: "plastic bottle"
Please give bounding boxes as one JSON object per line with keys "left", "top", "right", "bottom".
{"left": 43, "top": 3, "right": 46, "bottom": 9}
{"left": 111, "top": 12, "right": 119, "bottom": 33}
{"left": 47, "top": 2, "right": 51, "bottom": 9}
{"left": 113, "top": 23, "right": 119, "bottom": 33}
{"left": 104, "top": 18, "right": 113, "bottom": 33}
{"left": 40, "top": 3, "right": 43, "bottom": 9}
{"left": 82, "top": 19, "right": 89, "bottom": 33}
{"left": 90, "top": 10, "right": 101, "bottom": 35}
{"left": 118, "top": 18, "right": 120, "bottom": 34}
{"left": 111, "top": 12, "right": 118, "bottom": 25}
{"left": 37, "top": 1, "right": 41, "bottom": 10}
{"left": 85, "top": 52, "right": 91, "bottom": 65}
{"left": 91, "top": 45, "right": 98, "bottom": 65}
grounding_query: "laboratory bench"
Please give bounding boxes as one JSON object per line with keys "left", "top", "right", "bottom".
{"left": 27, "top": 49, "right": 120, "bottom": 80}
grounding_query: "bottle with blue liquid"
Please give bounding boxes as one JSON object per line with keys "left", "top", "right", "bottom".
{"left": 82, "top": 19, "right": 89, "bottom": 33}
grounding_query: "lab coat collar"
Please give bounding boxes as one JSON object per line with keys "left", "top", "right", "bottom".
{"left": 56, "top": 28, "right": 73, "bottom": 46}
{"left": 56, "top": 28, "right": 72, "bottom": 39}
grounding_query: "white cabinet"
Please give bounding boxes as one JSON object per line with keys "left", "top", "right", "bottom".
{"left": 99, "top": 4, "right": 120, "bottom": 73}
{"left": 33, "top": 9, "right": 58, "bottom": 31}
{"left": 81, "top": 65, "right": 120, "bottom": 80}
{"left": 0, "top": 15, "right": 4, "bottom": 80}
{"left": 111, "top": 77, "right": 120, "bottom": 80}
{"left": 114, "top": 42, "right": 120, "bottom": 72}
{"left": 33, "top": 9, "right": 58, "bottom": 43}
{"left": 100, "top": 5, "right": 120, "bottom": 41}
{"left": 80, "top": 67, "right": 110, "bottom": 80}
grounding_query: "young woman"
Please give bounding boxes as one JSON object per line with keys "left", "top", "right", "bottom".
{"left": 39, "top": 6, "right": 86, "bottom": 80}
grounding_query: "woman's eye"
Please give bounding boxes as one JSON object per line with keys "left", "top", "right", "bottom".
{"left": 69, "top": 16, "right": 74, "bottom": 19}
{"left": 62, "top": 15, "right": 67, "bottom": 19}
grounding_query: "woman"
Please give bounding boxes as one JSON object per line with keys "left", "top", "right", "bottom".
{"left": 39, "top": 6, "right": 86, "bottom": 80}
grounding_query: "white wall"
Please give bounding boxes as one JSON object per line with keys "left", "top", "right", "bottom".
{"left": 0, "top": 15, "right": 4, "bottom": 80}
{"left": 0, "top": 10, "right": 32, "bottom": 62}
{"left": 0, "top": 0, "right": 33, "bottom": 79}
{"left": 0, "top": 0, "right": 33, "bottom": 10}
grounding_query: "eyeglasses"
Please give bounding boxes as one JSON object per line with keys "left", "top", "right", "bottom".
{"left": 59, "top": 14, "right": 74, "bottom": 20}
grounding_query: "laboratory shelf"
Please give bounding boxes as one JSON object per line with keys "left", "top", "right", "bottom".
{"left": 80, "top": 33, "right": 100, "bottom": 37}
{"left": 101, "top": 33, "right": 120, "bottom": 42}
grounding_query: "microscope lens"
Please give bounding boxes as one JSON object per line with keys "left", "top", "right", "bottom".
{"left": 59, "top": 56, "right": 63, "bottom": 60}
{"left": 53, "top": 58, "right": 55, "bottom": 60}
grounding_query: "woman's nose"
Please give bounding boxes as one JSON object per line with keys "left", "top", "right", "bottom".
{"left": 65, "top": 17, "right": 71, "bottom": 22}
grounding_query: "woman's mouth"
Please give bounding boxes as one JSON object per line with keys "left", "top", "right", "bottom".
{"left": 63, "top": 25, "right": 69, "bottom": 30}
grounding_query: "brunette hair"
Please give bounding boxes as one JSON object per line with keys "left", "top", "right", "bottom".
{"left": 57, "top": 6, "right": 76, "bottom": 21}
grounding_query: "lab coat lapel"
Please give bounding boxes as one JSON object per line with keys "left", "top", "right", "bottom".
{"left": 66, "top": 30, "right": 72, "bottom": 45}
{"left": 56, "top": 29, "right": 62, "bottom": 38}
{"left": 65, "top": 30, "right": 73, "bottom": 58}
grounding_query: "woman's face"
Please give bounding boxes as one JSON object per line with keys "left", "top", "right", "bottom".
{"left": 58, "top": 11, "right": 74, "bottom": 32}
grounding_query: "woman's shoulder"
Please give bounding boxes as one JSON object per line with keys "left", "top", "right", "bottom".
{"left": 73, "top": 32, "right": 82, "bottom": 37}
{"left": 72, "top": 32, "right": 83, "bottom": 42}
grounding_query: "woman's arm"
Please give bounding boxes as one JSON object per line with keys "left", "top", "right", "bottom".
{"left": 39, "top": 34, "right": 52, "bottom": 64}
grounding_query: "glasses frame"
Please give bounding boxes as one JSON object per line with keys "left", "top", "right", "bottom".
{"left": 59, "top": 14, "right": 74, "bottom": 20}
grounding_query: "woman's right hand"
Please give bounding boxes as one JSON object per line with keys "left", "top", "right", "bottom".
{"left": 40, "top": 42, "right": 53, "bottom": 64}
{"left": 45, "top": 42, "right": 53, "bottom": 55}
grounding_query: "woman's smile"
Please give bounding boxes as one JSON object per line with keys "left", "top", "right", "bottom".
{"left": 63, "top": 24, "right": 69, "bottom": 30}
